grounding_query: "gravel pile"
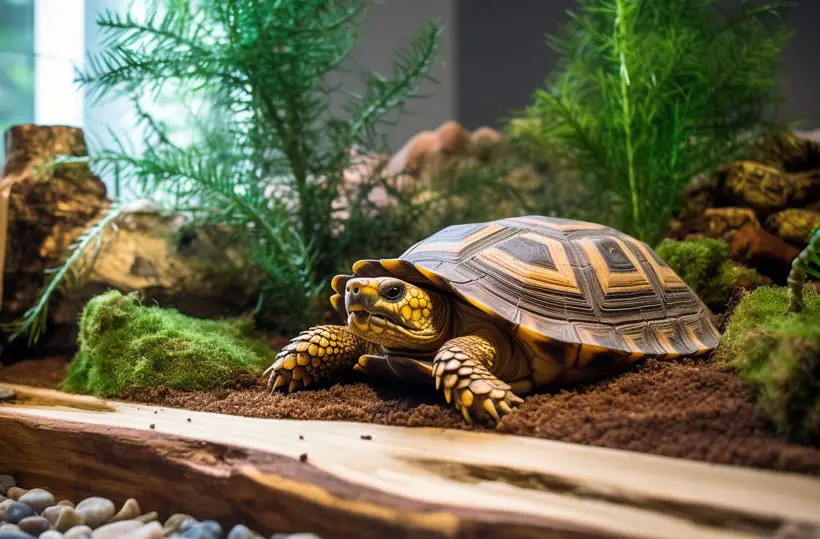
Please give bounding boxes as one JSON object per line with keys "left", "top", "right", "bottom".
{"left": 0, "top": 475, "right": 319, "bottom": 539}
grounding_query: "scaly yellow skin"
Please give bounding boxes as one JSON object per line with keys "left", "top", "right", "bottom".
{"left": 264, "top": 276, "right": 524, "bottom": 423}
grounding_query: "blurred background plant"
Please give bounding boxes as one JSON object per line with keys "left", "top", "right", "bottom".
{"left": 507, "top": 0, "right": 798, "bottom": 246}
{"left": 6, "top": 0, "right": 530, "bottom": 342}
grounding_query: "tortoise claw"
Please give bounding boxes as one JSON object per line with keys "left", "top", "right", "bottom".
{"left": 433, "top": 337, "right": 524, "bottom": 425}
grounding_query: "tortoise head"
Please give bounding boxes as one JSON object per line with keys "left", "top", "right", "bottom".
{"left": 344, "top": 276, "right": 449, "bottom": 349}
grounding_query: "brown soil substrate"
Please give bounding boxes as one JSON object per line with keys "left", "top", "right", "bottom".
{"left": 2, "top": 355, "right": 819, "bottom": 476}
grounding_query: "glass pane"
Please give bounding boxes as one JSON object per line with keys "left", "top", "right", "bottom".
{"left": 0, "top": 0, "right": 35, "bottom": 163}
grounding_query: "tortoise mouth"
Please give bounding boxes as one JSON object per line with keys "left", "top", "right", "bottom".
{"left": 350, "top": 310, "right": 409, "bottom": 331}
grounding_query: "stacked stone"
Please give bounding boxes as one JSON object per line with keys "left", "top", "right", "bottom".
{"left": 0, "top": 475, "right": 320, "bottom": 539}
{"left": 667, "top": 131, "right": 820, "bottom": 283}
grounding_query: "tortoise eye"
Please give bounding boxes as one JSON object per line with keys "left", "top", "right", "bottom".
{"left": 384, "top": 285, "right": 404, "bottom": 301}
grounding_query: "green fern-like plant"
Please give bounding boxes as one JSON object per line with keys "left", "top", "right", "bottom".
{"left": 509, "top": 0, "right": 796, "bottom": 245}
{"left": 65, "top": 0, "right": 448, "bottom": 334}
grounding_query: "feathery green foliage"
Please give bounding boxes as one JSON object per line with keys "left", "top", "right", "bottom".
{"left": 62, "top": 289, "right": 275, "bottom": 397}
{"left": 509, "top": 0, "right": 796, "bottom": 245}
{"left": 787, "top": 224, "right": 820, "bottom": 312}
{"left": 63, "top": 0, "right": 456, "bottom": 334}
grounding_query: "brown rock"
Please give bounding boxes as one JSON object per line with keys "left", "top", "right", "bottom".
{"left": 382, "top": 130, "right": 439, "bottom": 177}
{"left": 754, "top": 130, "right": 820, "bottom": 172}
{"left": 435, "top": 120, "right": 472, "bottom": 156}
{"left": 471, "top": 126, "right": 502, "bottom": 147}
{"left": 667, "top": 207, "right": 761, "bottom": 243}
{"left": 730, "top": 223, "right": 801, "bottom": 282}
{"left": 722, "top": 161, "right": 819, "bottom": 214}
{"left": 0, "top": 125, "right": 259, "bottom": 358}
{"left": 765, "top": 208, "right": 820, "bottom": 244}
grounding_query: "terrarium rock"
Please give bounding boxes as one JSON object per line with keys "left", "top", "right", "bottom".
{"left": 0, "top": 124, "right": 259, "bottom": 358}
{"left": 721, "top": 161, "right": 819, "bottom": 215}
{"left": 18, "top": 488, "right": 55, "bottom": 512}
{"left": 764, "top": 208, "right": 820, "bottom": 245}
{"left": 730, "top": 223, "right": 801, "bottom": 282}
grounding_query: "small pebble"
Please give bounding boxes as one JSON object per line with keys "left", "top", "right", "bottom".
{"left": 298, "top": 435, "right": 303, "bottom": 440}
{"left": 63, "top": 525, "right": 93, "bottom": 539}
{"left": 186, "top": 418, "right": 191, "bottom": 422}
{"left": 40, "top": 532, "right": 64, "bottom": 539}
{"left": 299, "top": 453, "right": 308, "bottom": 463}
{"left": 43, "top": 506, "right": 69, "bottom": 525}
{"left": 6, "top": 488, "right": 28, "bottom": 501}
{"left": 134, "top": 512, "right": 157, "bottom": 524}
{"left": 0, "top": 524, "right": 21, "bottom": 532}
{"left": 54, "top": 508, "right": 84, "bottom": 532}
{"left": 162, "top": 515, "right": 194, "bottom": 535}
{"left": 0, "top": 499, "right": 14, "bottom": 520}
{"left": 56, "top": 502, "right": 74, "bottom": 509}
{"left": 360, "top": 434, "right": 372, "bottom": 440}
{"left": 7, "top": 502, "right": 37, "bottom": 524}
{"left": 106, "top": 499, "right": 140, "bottom": 524}
{"left": 179, "top": 520, "right": 222, "bottom": 539}
{"left": 120, "top": 523, "right": 163, "bottom": 539}
{"left": 226, "top": 525, "right": 260, "bottom": 539}
{"left": 75, "top": 498, "right": 115, "bottom": 529}
{"left": 0, "top": 529, "right": 37, "bottom": 539}
{"left": 90, "top": 520, "right": 142, "bottom": 539}
{"left": 19, "top": 489, "right": 56, "bottom": 513}
{"left": 149, "top": 424, "right": 155, "bottom": 430}
{"left": 0, "top": 476, "right": 15, "bottom": 496}
{"left": 17, "top": 516, "right": 51, "bottom": 536}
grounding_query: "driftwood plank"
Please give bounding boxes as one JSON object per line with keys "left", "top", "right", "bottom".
{"left": 1, "top": 383, "right": 819, "bottom": 539}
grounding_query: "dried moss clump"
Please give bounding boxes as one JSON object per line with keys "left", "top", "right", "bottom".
{"left": 655, "top": 238, "right": 735, "bottom": 309}
{"left": 61, "top": 290, "right": 276, "bottom": 397}
{"left": 717, "top": 286, "right": 820, "bottom": 442}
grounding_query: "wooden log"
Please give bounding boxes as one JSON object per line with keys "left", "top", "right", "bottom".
{"left": 2, "top": 384, "right": 820, "bottom": 538}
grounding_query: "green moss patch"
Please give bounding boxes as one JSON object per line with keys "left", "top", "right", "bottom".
{"left": 716, "top": 286, "right": 820, "bottom": 441}
{"left": 61, "top": 290, "right": 276, "bottom": 397}
{"left": 655, "top": 238, "right": 735, "bottom": 309}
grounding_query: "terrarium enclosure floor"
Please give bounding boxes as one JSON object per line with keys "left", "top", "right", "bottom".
{"left": 2, "top": 354, "right": 819, "bottom": 476}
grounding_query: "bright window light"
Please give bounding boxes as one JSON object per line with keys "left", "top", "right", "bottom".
{"left": 33, "top": 0, "right": 84, "bottom": 126}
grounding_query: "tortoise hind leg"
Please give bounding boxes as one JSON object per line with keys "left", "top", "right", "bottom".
{"left": 433, "top": 335, "right": 524, "bottom": 424}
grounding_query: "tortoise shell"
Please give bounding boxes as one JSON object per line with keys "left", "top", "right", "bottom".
{"left": 331, "top": 216, "right": 720, "bottom": 377}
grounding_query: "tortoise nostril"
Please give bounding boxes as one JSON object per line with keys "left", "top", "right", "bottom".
{"left": 352, "top": 287, "right": 360, "bottom": 295}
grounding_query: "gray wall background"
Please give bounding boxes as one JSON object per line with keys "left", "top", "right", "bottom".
{"left": 454, "top": 0, "right": 820, "bottom": 134}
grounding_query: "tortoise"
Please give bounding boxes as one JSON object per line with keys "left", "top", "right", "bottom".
{"left": 264, "top": 215, "right": 721, "bottom": 423}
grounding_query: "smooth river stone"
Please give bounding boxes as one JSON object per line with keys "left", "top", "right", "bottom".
{"left": 7, "top": 503, "right": 37, "bottom": 525}
{"left": 43, "top": 506, "right": 68, "bottom": 525}
{"left": 0, "top": 529, "right": 38, "bottom": 539}
{"left": 120, "top": 523, "right": 163, "bottom": 539}
{"left": 17, "top": 516, "right": 51, "bottom": 536}
{"left": 18, "top": 489, "right": 56, "bottom": 513}
{"left": 226, "top": 524, "right": 262, "bottom": 539}
{"left": 74, "top": 499, "right": 114, "bottom": 529}
{"left": 5, "top": 489, "right": 27, "bottom": 502}
{"left": 105, "top": 499, "right": 140, "bottom": 524}
{"left": 54, "top": 509, "right": 85, "bottom": 533}
{"left": 40, "top": 532, "right": 65, "bottom": 539}
{"left": 90, "top": 520, "right": 142, "bottom": 539}
{"left": 63, "top": 525, "right": 93, "bottom": 539}
{"left": 56, "top": 502, "right": 73, "bottom": 509}
{"left": 0, "top": 499, "right": 14, "bottom": 521}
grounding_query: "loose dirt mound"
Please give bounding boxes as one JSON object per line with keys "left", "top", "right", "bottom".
{"left": 2, "top": 355, "right": 819, "bottom": 475}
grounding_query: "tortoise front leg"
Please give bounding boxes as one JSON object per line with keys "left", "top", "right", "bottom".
{"left": 265, "top": 325, "right": 365, "bottom": 393}
{"left": 433, "top": 335, "right": 524, "bottom": 424}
